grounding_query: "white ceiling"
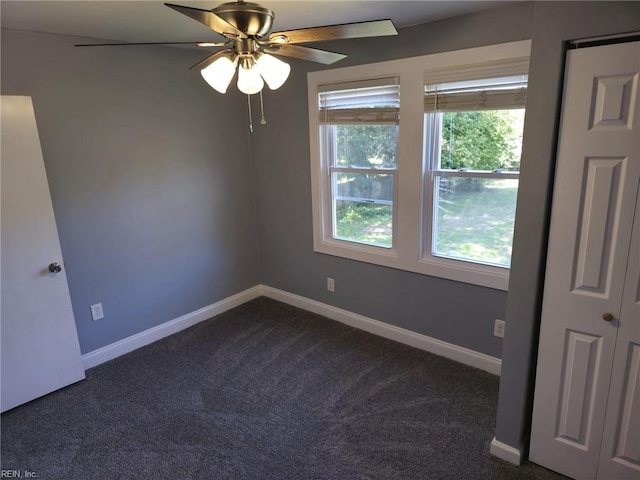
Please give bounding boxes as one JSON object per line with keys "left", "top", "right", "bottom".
{"left": 1, "top": 1, "right": 506, "bottom": 44}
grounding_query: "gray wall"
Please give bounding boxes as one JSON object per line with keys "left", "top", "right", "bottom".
{"left": 1, "top": 29, "right": 261, "bottom": 353}
{"left": 495, "top": 1, "right": 640, "bottom": 456}
{"left": 251, "top": 0, "right": 640, "bottom": 459}
{"left": 251, "top": 1, "right": 534, "bottom": 361}
{"left": 3, "top": 0, "right": 638, "bottom": 461}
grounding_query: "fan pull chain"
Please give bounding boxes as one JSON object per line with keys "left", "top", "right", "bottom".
{"left": 247, "top": 94, "right": 253, "bottom": 133}
{"left": 259, "top": 90, "right": 267, "bottom": 125}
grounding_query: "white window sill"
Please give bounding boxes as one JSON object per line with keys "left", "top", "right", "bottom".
{"left": 314, "top": 238, "right": 510, "bottom": 291}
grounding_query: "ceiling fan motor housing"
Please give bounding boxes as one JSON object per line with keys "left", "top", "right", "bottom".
{"left": 212, "top": 1, "right": 275, "bottom": 38}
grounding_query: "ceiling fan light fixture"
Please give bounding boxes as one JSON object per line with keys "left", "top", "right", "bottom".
{"left": 256, "top": 53, "right": 290, "bottom": 90}
{"left": 237, "top": 57, "right": 264, "bottom": 95}
{"left": 201, "top": 54, "right": 238, "bottom": 93}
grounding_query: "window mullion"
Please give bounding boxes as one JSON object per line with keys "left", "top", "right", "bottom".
{"left": 329, "top": 166, "right": 397, "bottom": 174}
{"left": 434, "top": 170, "right": 520, "bottom": 179}
{"left": 423, "top": 112, "right": 442, "bottom": 261}
{"left": 395, "top": 66, "right": 426, "bottom": 262}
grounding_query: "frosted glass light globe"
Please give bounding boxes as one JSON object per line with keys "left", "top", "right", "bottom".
{"left": 237, "top": 62, "right": 264, "bottom": 95}
{"left": 200, "top": 56, "right": 237, "bottom": 94}
{"left": 256, "top": 53, "right": 290, "bottom": 90}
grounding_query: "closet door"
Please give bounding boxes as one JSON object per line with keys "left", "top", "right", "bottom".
{"left": 529, "top": 41, "right": 639, "bottom": 480}
{"left": 597, "top": 188, "right": 640, "bottom": 480}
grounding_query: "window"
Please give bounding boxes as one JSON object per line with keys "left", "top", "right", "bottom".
{"left": 308, "top": 41, "right": 531, "bottom": 290}
{"left": 424, "top": 76, "right": 526, "bottom": 268}
{"left": 319, "top": 79, "right": 400, "bottom": 249}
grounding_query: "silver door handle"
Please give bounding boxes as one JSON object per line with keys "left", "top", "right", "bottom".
{"left": 48, "top": 262, "right": 62, "bottom": 273}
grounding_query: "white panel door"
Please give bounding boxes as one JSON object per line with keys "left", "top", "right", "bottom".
{"left": 1, "top": 96, "right": 85, "bottom": 413}
{"left": 597, "top": 187, "right": 640, "bottom": 480}
{"left": 529, "top": 41, "right": 639, "bottom": 480}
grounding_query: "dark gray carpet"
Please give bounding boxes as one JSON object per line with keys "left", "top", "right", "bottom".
{"left": 1, "top": 297, "right": 566, "bottom": 479}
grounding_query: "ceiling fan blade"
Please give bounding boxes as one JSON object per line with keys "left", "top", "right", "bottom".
{"left": 265, "top": 44, "right": 347, "bottom": 65}
{"left": 189, "top": 49, "right": 232, "bottom": 71}
{"left": 75, "top": 41, "right": 227, "bottom": 47}
{"left": 268, "top": 19, "right": 397, "bottom": 45}
{"left": 165, "top": 3, "right": 247, "bottom": 39}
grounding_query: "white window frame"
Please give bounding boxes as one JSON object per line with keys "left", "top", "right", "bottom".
{"left": 318, "top": 79, "right": 400, "bottom": 251}
{"left": 423, "top": 76, "right": 527, "bottom": 273}
{"left": 308, "top": 40, "right": 531, "bottom": 290}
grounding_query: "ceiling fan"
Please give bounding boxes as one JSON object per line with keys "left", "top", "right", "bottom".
{"left": 77, "top": 1, "right": 399, "bottom": 95}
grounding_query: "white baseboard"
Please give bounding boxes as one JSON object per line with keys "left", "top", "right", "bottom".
{"left": 81, "top": 286, "right": 263, "bottom": 370}
{"left": 82, "top": 284, "right": 502, "bottom": 377}
{"left": 490, "top": 437, "right": 522, "bottom": 465}
{"left": 261, "top": 286, "right": 502, "bottom": 376}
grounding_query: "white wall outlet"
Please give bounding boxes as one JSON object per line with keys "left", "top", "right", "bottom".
{"left": 91, "top": 303, "right": 104, "bottom": 321}
{"left": 494, "top": 318, "right": 505, "bottom": 338}
{"left": 327, "top": 277, "right": 335, "bottom": 292}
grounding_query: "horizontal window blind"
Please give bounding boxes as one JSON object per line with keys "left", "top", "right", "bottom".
{"left": 320, "top": 107, "right": 399, "bottom": 124}
{"left": 319, "top": 78, "right": 399, "bottom": 124}
{"left": 423, "top": 57, "right": 530, "bottom": 85}
{"left": 424, "top": 84, "right": 527, "bottom": 112}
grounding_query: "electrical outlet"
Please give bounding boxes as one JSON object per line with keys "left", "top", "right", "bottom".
{"left": 327, "top": 277, "right": 335, "bottom": 292}
{"left": 494, "top": 319, "right": 505, "bottom": 338}
{"left": 91, "top": 303, "right": 104, "bottom": 321}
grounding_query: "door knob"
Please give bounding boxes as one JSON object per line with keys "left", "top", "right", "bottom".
{"left": 602, "top": 312, "right": 614, "bottom": 322}
{"left": 48, "top": 262, "right": 62, "bottom": 273}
